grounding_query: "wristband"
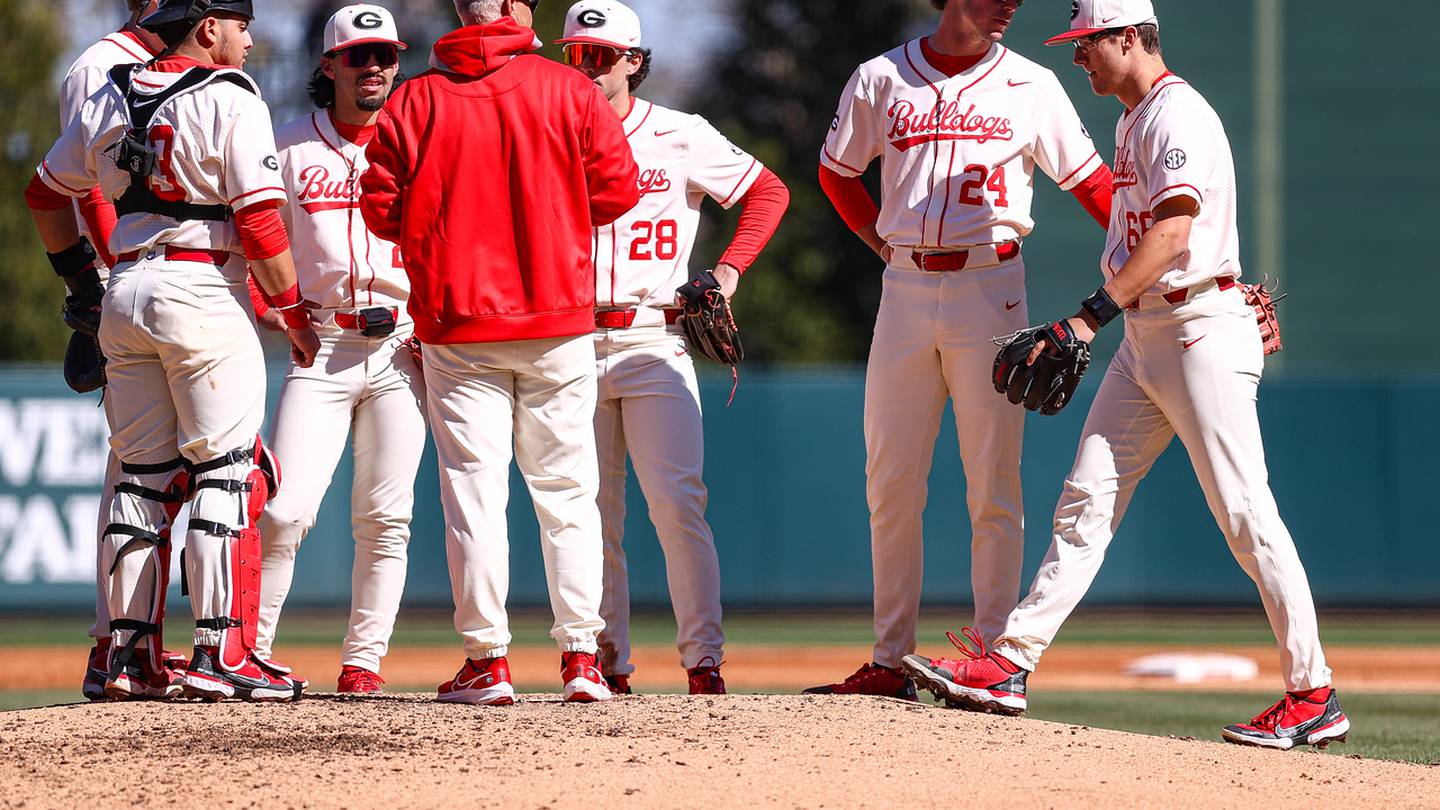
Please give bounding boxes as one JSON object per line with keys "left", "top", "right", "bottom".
{"left": 279, "top": 307, "right": 311, "bottom": 331}
{"left": 48, "top": 237, "right": 97, "bottom": 279}
{"left": 1080, "top": 286, "right": 1123, "bottom": 328}
{"left": 268, "top": 282, "right": 301, "bottom": 310}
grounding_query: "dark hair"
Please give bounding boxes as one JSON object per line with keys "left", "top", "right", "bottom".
{"left": 1134, "top": 22, "right": 1161, "bottom": 55}
{"left": 930, "top": 0, "right": 946, "bottom": 9}
{"left": 308, "top": 64, "right": 407, "bottom": 109}
{"left": 628, "top": 47, "right": 652, "bottom": 92}
{"left": 127, "top": 0, "right": 147, "bottom": 12}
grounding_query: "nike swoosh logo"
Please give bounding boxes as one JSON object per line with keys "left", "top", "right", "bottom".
{"left": 654, "top": 129, "right": 678, "bottom": 137}
{"left": 454, "top": 671, "right": 494, "bottom": 690}
{"left": 1182, "top": 336, "right": 1206, "bottom": 349}
{"left": 132, "top": 96, "right": 161, "bottom": 107}
{"left": 1006, "top": 80, "right": 1031, "bottom": 87}
{"left": 1005, "top": 300, "right": 1021, "bottom": 310}
{"left": 1101, "top": 15, "right": 1121, "bottom": 23}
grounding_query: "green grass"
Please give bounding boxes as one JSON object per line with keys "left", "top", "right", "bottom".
{"left": 4, "top": 609, "right": 1437, "bottom": 649}
{"left": 1025, "top": 690, "right": 1440, "bottom": 765}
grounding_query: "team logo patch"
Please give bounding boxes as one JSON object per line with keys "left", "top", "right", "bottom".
{"left": 1164, "top": 148, "right": 1187, "bottom": 170}
{"left": 1070, "top": 0, "right": 1080, "bottom": 21}
{"left": 262, "top": 155, "right": 280, "bottom": 171}
{"left": 577, "top": 8, "right": 607, "bottom": 27}
{"left": 831, "top": 115, "right": 839, "bottom": 131}
{"left": 353, "top": 10, "right": 383, "bottom": 30}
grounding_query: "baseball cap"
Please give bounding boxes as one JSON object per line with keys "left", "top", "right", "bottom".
{"left": 555, "top": 0, "right": 642, "bottom": 50}
{"left": 324, "top": 4, "right": 407, "bottom": 55}
{"left": 140, "top": 0, "right": 253, "bottom": 31}
{"left": 1043, "top": 0, "right": 1158, "bottom": 46}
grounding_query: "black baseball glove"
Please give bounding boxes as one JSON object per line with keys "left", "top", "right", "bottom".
{"left": 64, "top": 331, "right": 107, "bottom": 394}
{"left": 992, "top": 320, "right": 1091, "bottom": 416}
{"left": 675, "top": 270, "right": 744, "bottom": 366}
{"left": 62, "top": 282, "right": 105, "bottom": 336}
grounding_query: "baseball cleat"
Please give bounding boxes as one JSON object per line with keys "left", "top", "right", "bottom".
{"left": 900, "top": 627, "right": 1028, "bottom": 715}
{"left": 1222, "top": 687, "right": 1350, "bottom": 750}
{"left": 687, "top": 657, "right": 726, "bottom": 695}
{"left": 803, "top": 662, "right": 918, "bottom": 701}
{"left": 437, "top": 657, "right": 516, "bottom": 706}
{"left": 604, "top": 674, "right": 632, "bottom": 695}
{"left": 181, "top": 646, "right": 301, "bottom": 703}
{"left": 337, "top": 665, "right": 385, "bottom": 694}
{"left": 255, "top": 656, "right": 308, "bottom": 696}
{"left": 82, "top": 640, "right": 110, "bottom": 701}
{"left": 104, "top": 647, "right": 183, "bottom": 702}
{"left": 561, "top": 651, "right": 612, "bottom": 703}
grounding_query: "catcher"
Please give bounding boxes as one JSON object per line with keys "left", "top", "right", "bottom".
{"left": 904, "top": 0, "right": 1345, "bottom": 753}
{"left": 560, "top": 0, "right": 789, "bottom": 695}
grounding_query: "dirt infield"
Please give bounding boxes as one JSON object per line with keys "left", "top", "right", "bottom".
{"left": 3, "top": 694, "right": 1435, "bottom": 808}
{"left": 5, "top": 643, "right": 1438, "bottom": 693}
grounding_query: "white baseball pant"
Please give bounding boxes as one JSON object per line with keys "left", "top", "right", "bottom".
{"left": 254, "top": 324, "right": 426, "bottom": 673}
{"left": 593, "top": 324, "right": 724, "bottom": 675}
{"left": 423, "top": 336, "right": 606, "bottom": 659}
{"left": 995, "top": 286, "right": 1332, "bottom": 691}
{"left": 865, "top": 256, "right": 1030, "bottom": 668}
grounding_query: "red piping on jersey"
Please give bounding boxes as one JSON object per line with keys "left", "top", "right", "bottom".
{"left": 132, "top": 77, "right": 166, "bottom": 90}
{"left": 40, "top": 161, "right": 86, "bottom": 194}
{"left": 623, "top": 99, "right": 652, "bottom": 138}
{"left": 903, "top": 41, "right": 941, "bottom": 96}
{"left": 1149, "top": 183, "right": 1204, "bottom": 204}
{"left": 610, "top": 222, "right": 618, "bottom": 304}
{"left": 937, "top": 142, "right": 958, "bottom": 246}
{"left": 110, "top": 31, "right": 156, "bottom": 62}
{"left": 822, "top": 144, "right": 864, "bottom": 175}
{"left": 229, "top": 186, "right": 284, "bottom": 206}
{"left": 719, "top": 159, "right": 758, "bottom": 207}
{"left": 313, "top": 110, "right": 365, "bottom": 305}
{"left": 1057, "top": 151, "right": 1101, "bottom": 187}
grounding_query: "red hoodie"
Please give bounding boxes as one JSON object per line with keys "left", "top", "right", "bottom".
{"left": 361, "top": 18, "right": 640, "bottom": 344}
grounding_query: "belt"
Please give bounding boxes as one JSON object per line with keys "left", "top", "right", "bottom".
{"left": 333, "top": 308, "right": 398, "bottom": 330}
{"left": 907, "top": 240, "right": 1021, "bottom": 272}
{"left": 1126, "top": 276, "right": 1235, "bottom": 310}
{"left": 116, "top": 246, "right": 235, "bottom": 267}
{"left": 595, "top": 308, "right": 683, "bottom": 329}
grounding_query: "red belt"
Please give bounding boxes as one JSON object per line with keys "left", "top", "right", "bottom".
{"left": 595, "top": 308, "right": 682, "bottom": 329}
{"left": 1127, "top": 276, "right": 1235, "bottom": 310}
{"left": 911, "top": 240, "right": 1021, "bottom": 272}
{"left": 334, "top": 308, "right": 398, "bottom": 330}
{"left": 116, "top": 246, "right": 236, "bottom": 266}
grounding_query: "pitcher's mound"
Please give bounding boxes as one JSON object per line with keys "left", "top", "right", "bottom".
{"left": 3, "top": 694, "right": 1432, "bottom": 807}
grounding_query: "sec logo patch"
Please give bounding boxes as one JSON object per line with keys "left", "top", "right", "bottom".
{"left": 1164, "top": 149, "right": 1187, "bottom": 170}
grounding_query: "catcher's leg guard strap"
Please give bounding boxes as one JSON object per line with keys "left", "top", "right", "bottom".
{"left": 187, "top": 438, "right": 271, "bottom": 672}
{"left": 104, "top": 457, "right": 189, "bottom": 674}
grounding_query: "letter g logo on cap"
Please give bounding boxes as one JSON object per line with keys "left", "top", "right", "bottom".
{"left": 1070, "top": 0, "right": 1080, "bottom": 20}
{"left": 354, "top": 10, "right": 383, "bottom": 29}
{"left": 578, "top": 8, "right": 607, "bottom": 27}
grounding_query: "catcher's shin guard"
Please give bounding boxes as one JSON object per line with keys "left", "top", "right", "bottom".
{"left": 186, "top": 436, "right": 279, "bottom": 673}
{"left": 102, "top": 456, "right": 190, "bottom": 697}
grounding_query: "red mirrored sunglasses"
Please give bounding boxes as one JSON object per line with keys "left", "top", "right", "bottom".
{"left": 337, "top": 43, "right": 399, "bottom": 68}
{"left": 562, "top": 43, "right": 632, "bottom": 69}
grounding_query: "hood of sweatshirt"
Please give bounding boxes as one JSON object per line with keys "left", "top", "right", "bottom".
{"left": 430, "top": 17, "right": 539, "bottom": 77}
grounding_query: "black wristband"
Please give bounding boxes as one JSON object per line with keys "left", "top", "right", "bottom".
{"left": 1080, "top": 287, "right": 1123, "bottom": 328}
{"left": 47, "top": 237, "right": 97, "bottom": 280}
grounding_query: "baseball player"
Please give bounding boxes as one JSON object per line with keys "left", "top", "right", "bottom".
{"left": 25, "top": 0, "right": 319, "bottom": 702}
{"left": 361, "top": 0, "right": 640, "bottom": 705}
{"left": 556, "top": 0, "right": 790, "bottom": 696}
{"left": 250, "top": 4, "right": 423, "bottom": 695}
{"left": 901, "top": 0, "right": 1349, "bottom": 751}
{"left": 806, "top": 0, "right": 1113, "bottom": 699}
{"left": 57, "top": 0, "right": 192, "bottom": 702}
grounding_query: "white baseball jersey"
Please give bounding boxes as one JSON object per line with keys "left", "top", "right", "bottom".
{"left": 37, "top": 63, "right": 286, "bottom": 259}
{"left": 594, "top": 99, "right": 764, "bottom": 308}
{"left": 275, "top": 111, "right": 408, "bottom": 316}
{"left": 1105, "top": 73, "right": 1241, "bottom": 295}
{"left": 59, "top": 30, "right": 158, "bottom": 260}
{"left": 821, "top": 41, "right": 1101, "bottom": 248}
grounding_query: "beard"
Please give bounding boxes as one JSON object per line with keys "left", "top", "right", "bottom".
{"left": 357, "top": 94, "right": 387, "bottom": 112}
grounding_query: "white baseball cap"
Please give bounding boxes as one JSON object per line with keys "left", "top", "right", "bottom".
{"left": 324, "top": 4, "right": 407, "bottom": 55}
{"left": 555, "top": 0, "right": 642, "bottom": 50}
{"left": 1044, "top": 0, "right": 1158, "bottom": 46}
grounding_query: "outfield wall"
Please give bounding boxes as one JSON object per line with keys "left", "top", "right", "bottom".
{"left": 0, "top": 365, "right": 1434, "bottom": 610}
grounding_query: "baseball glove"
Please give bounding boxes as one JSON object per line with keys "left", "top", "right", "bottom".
{"left": 1241, "top": 277, "right": 1284, "bottom": 356}
{"left": 62, "top": 282, "right": 105, "bottom": 336}
{"left": 676, "top": 270, "right": 744, "bottom": 367}
{"left": 64, "top": 331, "right": 107, "bottom": 394}
{"left": 992, "top": 320, "right": 1091, "bottom": 416}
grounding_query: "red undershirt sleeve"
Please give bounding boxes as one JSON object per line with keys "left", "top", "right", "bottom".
{"left": 77, "top": 186, "right": 118, "bottom": 268}
{"left": 1070, "top": 164, "right": 1114, "bottom": 230}
{"left": 818, "top": 164, "right": 880, "bottom": 232}
{"left": 717, "top": 168, "right": 790, "bottom": 273}
{"left": 24, "top": 172, "right": 72, "bottom": 211}
{"left": 234, "top": 199, "right": 289, "bottom": 261}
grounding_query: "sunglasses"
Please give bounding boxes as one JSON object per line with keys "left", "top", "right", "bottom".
{"left": 337, "top": 43, "right": 399, "bottom": 68}
{"left": 1073, "top": 28, "right": 1124, "bottom": 54}
{"left": 562, "top": 43, "right": 633, "bottom": 69}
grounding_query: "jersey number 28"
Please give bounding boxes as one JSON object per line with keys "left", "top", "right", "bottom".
{"left": 630, "top": 219, "right": 679, "bottom": 261}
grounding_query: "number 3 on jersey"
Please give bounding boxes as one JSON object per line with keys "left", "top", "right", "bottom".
{"left": 144, "top": 125, "right": 185, "bottom": 202}
{"left": 630, "top": 219, "right": 678, "bottom": 261}
{"left": 958, "top": 164, "right": 1008, "bottom": 208}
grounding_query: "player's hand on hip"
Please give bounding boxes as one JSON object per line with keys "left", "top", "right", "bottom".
{"left": 287, "top": 324, "right": 321, "bottom": 368}
{"left": 712, "top": 263, "right": 741, "bottom": 299}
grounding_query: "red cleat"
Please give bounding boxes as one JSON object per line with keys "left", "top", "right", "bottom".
{"left": 1222, "top": 687, "right": 1350, "bottom": 750}
{"left": 901, "top": 627, "right": 1028, "bottom": 715}
{"left": 687, "top": 657, "right": 726, "bottom": 695}
{"left": 561, "top": 651, "right": 612, "bottom": 703}
{"left": 337, "top": 665, "right": 386, "bottom": 694}
{"left": 604, "top": 674, "right": 632, "bottom": 695}
{"left": 803, "top": 662, "right": 917, "bottom": 700}
{"left": 437, "top": 657, "right": 515, "bottom": 706}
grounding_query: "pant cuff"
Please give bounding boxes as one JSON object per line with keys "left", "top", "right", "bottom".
{"left": 994, "top": 641, "right": 1037, "bottom": 672}
{"left": 463, "top": 644, "right": 508, "bottom": 660}
{"left": 561, "top": 642, "right": 598, "bottom": 654}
